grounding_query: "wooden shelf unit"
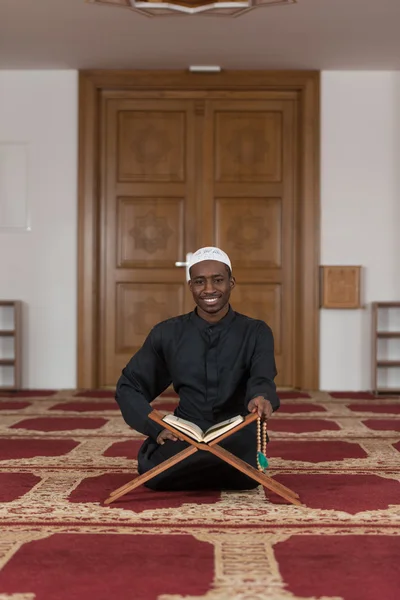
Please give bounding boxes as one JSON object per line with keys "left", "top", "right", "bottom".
{"left": 371, "top": 301, "right": 400, "bottom": 395}
{"left": 0, "top": 301, "right": 22, "bottom": 390}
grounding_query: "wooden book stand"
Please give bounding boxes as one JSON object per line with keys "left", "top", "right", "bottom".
{"left": 105, "top": 410, "right": 302, "bottom": 506}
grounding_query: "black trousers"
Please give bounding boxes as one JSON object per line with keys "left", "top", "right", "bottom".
{"left": 137, "top": 422, "right": 259, "bottom": 491}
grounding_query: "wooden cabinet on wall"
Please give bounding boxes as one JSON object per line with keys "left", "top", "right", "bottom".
{"left": 371, "top": 301, "right": 400, "bottom": 394}
{"left": 0, "top": 300, "right": 22, "bottom": 390}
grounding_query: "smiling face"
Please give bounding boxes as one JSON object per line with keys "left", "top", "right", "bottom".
{"left": 188, "top": 259, "right": 235, "bottom": 322}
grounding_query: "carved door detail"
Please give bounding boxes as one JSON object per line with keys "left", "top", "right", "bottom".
{"left": 100, "top": 96, "right": 298, "bottom": 387}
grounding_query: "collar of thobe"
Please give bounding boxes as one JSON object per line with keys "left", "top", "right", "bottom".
{"left": 191, "top": 305, "right": 236, "bottom": 334}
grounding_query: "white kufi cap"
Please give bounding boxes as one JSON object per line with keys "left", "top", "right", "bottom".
{"left": 187, "top": 247, "right": 231, "bottom": 281}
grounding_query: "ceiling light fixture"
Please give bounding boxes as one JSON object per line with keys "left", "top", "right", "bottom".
{"left": 88, "top": 0, "right": 296, "bottom": 19}
{"left": 189, "top": 66, "right": 222, "bottom": 72}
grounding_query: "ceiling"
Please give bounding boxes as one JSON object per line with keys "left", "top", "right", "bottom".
{"left": 1, "top": 0, "right": 400, "bottom": 70}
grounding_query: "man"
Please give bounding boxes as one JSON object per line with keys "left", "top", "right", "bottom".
{"left": 115, "top": 246, "right": 279, "bottom": 491}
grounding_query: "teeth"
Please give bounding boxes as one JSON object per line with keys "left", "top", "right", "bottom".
{"left": 204, "top": 298, "right": 218, "bottom": 304}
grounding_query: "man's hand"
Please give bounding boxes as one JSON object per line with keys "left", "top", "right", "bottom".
{"left": 247, "top": 396, "right": 273, "bottom": 420}
{"left": 156, "top": 428, "right": 179, "bottom": 445}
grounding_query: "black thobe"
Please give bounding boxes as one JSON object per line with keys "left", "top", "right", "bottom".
{"left": 115, "top": 307, "right": 279, "bottom": 490}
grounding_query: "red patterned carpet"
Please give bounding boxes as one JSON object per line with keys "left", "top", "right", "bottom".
{"left": 0, "top": 389, "right": 399, "bottom": 600}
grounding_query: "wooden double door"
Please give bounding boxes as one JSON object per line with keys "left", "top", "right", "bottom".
{"left": 78, "top": 72, "right": 320, "bottom": 390}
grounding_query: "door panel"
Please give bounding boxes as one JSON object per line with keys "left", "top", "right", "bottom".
{"left": 117, "top": 110, "right": 186, "bottom": 183}
{"left": 214, "top": 110, "right": 283, "bottom": 183}
{"left": 203, "top": 100, "right": 297, "bottom": 386}
{"left": 100, "top": 99, "right": 197, "bottom": 386}
{"left": 215, "top": 197, "right": 282, "bottom": 268}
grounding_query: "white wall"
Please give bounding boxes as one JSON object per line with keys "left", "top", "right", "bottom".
{"left": 0, "top": 71, "right": 78, "bottom": 388}
{"left": 320, "top": 71, "right": 400, "bottom": 390}
{"left": 1, "top": 70, "right": 399, "bottom": 390}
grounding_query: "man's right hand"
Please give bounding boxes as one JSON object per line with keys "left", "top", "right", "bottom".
{"left": 156, "top": 428, "right": 179, "bottom": 445}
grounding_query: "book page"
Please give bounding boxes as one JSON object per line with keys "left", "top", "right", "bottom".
{"left": 162, "top": 414, "right": 204, "bottom": 442}
{"left": 205, "top": 415, "right": 243, "bottom": 435}
{"left": 203, "top": 415, "right": 244, "bottom": 443}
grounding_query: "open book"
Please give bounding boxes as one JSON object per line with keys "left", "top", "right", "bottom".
{"left": 162, "top": 414, "right": 244, "bottom": 444}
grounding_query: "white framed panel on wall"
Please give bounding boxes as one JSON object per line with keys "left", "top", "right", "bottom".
{"left": 0, "top": 142, "right": 30, "bottom": 232}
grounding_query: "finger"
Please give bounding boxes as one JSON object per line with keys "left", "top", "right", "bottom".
{"left": 264, "top": 408, "right": 272, "bottom": 420}
{"left": 250, "top": 398, "right": 261, "bottom": 417}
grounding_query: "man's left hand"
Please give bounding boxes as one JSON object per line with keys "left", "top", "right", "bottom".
{"left": 247, "top": 396, "right": 273, "bottom": 420}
